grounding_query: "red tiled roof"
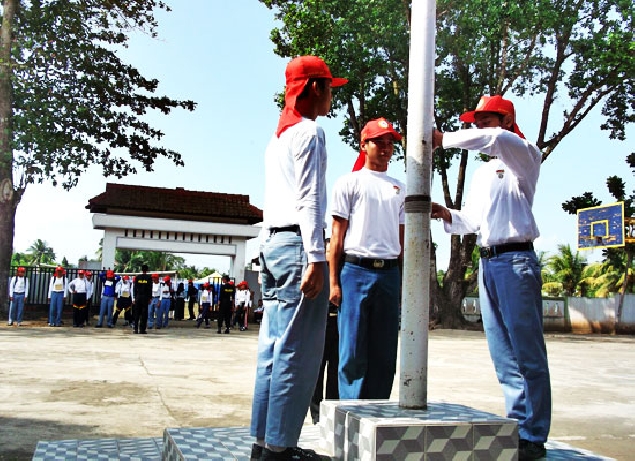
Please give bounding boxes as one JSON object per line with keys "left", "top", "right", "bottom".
{"left": 86, "top": 183, "right": 263, "bottom": 224}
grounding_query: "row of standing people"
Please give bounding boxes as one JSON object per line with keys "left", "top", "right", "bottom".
{"left": 195, "top": 276, "right": 253, "bottom": 333}
{"left": 8, "top": 266, "right": 252, "bottom": 332}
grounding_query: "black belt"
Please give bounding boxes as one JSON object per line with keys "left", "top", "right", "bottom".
{"left": 344, "top": 254, "right": 400, "bottom": 270}
{"left": 13, "top": 292, "right": 25, "bottom": 295}
{"left": 270, "top": 225, "right": 301, "bottom": 236}
{"left": 479, "top": 242, "right": 533, "bottom": 259}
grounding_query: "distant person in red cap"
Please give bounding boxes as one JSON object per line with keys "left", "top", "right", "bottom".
{"left": 158, "top": 275, "right": 172, "bottom": 329}
{"left": 84, "top": 270, "right": 94, "bottom": 326}
{"left": 48, "top": 266, "right": 67, "bottom": 327}
{"left": 148, "top": 273, "right": 161, "bottom": 329}
{"left": 68, "top": 269, "right": 89, "bottom": 327}
{"left": 113, "top": 275, "right": 134, "bottom": 327}
{"left": 196, "top": 282, "right": 214, "bottom": 329}
{"left": 329, "top": 117, "right": 405, "bottom": 400}
{"left": 8, "top": 266, "right": 29, "bottom": 326}
{"left": 431, "top": 95, "right": 550, "bottom": 460}
{"left": 96, "top": 269, "right": 117, "bottom": 328}
{"left": 250, "top": 55, "right": 347, "bottom": 461}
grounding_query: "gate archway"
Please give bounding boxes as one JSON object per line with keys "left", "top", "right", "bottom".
{"left": 87, "top": 183, "right": 262, "bottom": 283}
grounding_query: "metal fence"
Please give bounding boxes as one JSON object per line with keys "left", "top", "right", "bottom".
{"left": 9, "top": 266, "right": 103, "bottom": 307}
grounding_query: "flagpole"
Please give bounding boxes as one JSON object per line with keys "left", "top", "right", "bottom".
{"left": 399, "top": 0, "right": 435, "bottom": 409}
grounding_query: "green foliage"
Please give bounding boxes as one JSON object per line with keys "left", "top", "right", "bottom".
{"left": 543, "top": 244, "right": 587, "bottom": 296}
{"left": 114, "top": 249, "right": 185, "bottom": 273}
{"left": 6, "top": 0, "right": 197, "bottom": 191}
{"left": 25, "top": 238, "right": 56, "bottom": 266}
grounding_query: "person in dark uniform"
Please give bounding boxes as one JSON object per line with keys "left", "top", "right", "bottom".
{"left": 175, "top": 282, "right": 185, "bottom": 320}
{"left": 217, "top": 275, "right": 235, "bottom": 334}
{"left": 186, "top": 279, "right": 198, "bottom": 320}
{"left": 310, "top": 239, "right": 339, "bottom": 424}
{"left": 134, "top": 264, "right": 152, "bottom": 334}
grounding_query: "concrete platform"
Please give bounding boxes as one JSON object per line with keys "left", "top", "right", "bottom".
{"left": 32, "top": 423, "right": 614, "bottom": 460}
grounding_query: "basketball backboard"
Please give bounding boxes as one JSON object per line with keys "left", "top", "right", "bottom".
{"left": 577, "top": 201, "right": 624, "bottom": 250}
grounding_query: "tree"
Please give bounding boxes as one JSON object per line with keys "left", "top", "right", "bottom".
{"left": 259, "top": 0, "right": 634, "bottom": 327}
{"left": 542, "top": 244, "right": 587, "bottom": 296}
{"left": 114, "top": 249, "right": 186, "bottom": 273}
{"left": 0, "top": 0, "right": 196, "bottom": 312}
{"left": 26, "top": 238, "right": 55, "bottom": 266}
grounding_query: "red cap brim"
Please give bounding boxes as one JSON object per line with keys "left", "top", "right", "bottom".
{"left": 331, "top": 77, "right": 348, "bottom": 88}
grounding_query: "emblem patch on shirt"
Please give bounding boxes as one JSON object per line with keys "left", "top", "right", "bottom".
{"left": 496, "top": 169, "right": 505, "bottom": 179}
{"left": 393, "top": 185, "right": 400, "bottom": 194}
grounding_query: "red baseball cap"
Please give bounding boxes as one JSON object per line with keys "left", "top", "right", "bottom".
{"left": 361, "top": 118, "right": 402, "bottom": 143}
{"left": 459, "top": 95, "right": 525, "bottom": 139}
{"left": 277, "top": 56, "right": 348, "bottom": 137}
{"left": 17, "top": 267, "right": 26, "bottom": 274}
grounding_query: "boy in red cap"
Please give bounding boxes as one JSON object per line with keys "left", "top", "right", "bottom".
{"left": 250, "top": 55, "right": 346, "bottom": 461}
{"left": 8, "top": 266, "right": 29, "bottom": 326}
{"left": 68, "top": 270, "right": 89, "bottom": 327}
{"left": 96, "top": 270, "right": 117, "bottom": 328}
{"left": 328, "top": 117, "right": 405, "bottom": 400}
{"left": 48, "top": 266, "right": 67, "bottom": 327}
{"left": 431, "top": 95, "right": 550, "bottom": 460}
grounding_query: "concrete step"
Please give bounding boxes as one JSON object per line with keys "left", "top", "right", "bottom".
{"left": 33, "top": 425, "right": 323, "bottom": 461}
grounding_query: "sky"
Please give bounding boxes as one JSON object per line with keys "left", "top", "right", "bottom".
{"left": 12, "top": 0, "right": 634, "bottom": 274}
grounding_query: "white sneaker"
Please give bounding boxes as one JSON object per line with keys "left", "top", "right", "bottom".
{"left": 17, "top": 322, "right": 21, "bottom": 327}
{"left": 7, "top": 321, "right": 12, "bottom": 326}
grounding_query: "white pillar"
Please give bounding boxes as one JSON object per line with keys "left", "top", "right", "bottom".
{"left": 101, "top": 230, "right": 117, "bottom": 270}
{"left": 231, "top": 240, "right": 246, "bottom": 283}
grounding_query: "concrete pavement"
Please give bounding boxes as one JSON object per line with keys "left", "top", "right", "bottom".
{"left": 0, "top": 319, "right": 633, "bottom": 460}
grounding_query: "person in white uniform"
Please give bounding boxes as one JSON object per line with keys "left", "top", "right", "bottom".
{"left": 431, "top": 95, "right": 550, "bottom": 461}
{"left": 329, "top": 117, "right": 405, "bottom": 400}
{"left": 249, "top": 55, "right": 347, "bottom": 461}
{"left": 8, "top": 266, "right": 29, "bottom": 326}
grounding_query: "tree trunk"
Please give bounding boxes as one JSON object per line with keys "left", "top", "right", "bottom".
{"left": 0, "top": 0, "right": 17, "bottom": 313}
{"left": 434, "top": 233, "right": 477, "bottom": 328}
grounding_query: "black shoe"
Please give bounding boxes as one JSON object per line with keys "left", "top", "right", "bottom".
{"left": 519, "top": 440, "right": 546, "bottom": 460}
{"left": 224, "top": 328, "right": 230, "bottom": 334}
{"left": 260, "top": 446, "right": 325, "bottom": 460}
{"left": 217, "top": 329, "right": 222, "bottom": 334}
{"left": 250, "top": 443, "right": 263, "bottom": 461}
{"left": 140, "top": 330, "right": 147, "bottom": 334}
{"left": 133, "top": 330, "right": 138, "bottom": 334}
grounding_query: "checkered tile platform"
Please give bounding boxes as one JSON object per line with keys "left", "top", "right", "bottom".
{"left": 33, "top": 437, "right": 163, "bottom": 460}
{"left": 33, "top": 420, "right": 614, "bottom": 460}
{"left": 318, "top": 400, "right": 615, "bottom": 461}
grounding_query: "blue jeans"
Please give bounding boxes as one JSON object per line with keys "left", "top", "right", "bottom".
{"left": 148, "top": 297, "right": 160, "bottom": 328}
{"left": 49, "top": 291, "right": 65, "bottom": 326}
{"left": 479, "top": 250, "right": 551, "bottom": 443}
{"left": 98, "top": 296, "right": 115, "bottom": 327}
{"left": 159, "top": 298, "right": 171, "bottom": 328}
{"left": 9, "top": 293, "right": 26, "bottom": 323}
{"left": 338, "top": 263, "right": 400, "bottom": 399}
{"left": 250, "top": 231, "right": 328, "bottom": 447}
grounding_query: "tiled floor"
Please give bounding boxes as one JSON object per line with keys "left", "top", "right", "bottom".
{"left": 33, "top": 425, "right": 614, "bottom": 460}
